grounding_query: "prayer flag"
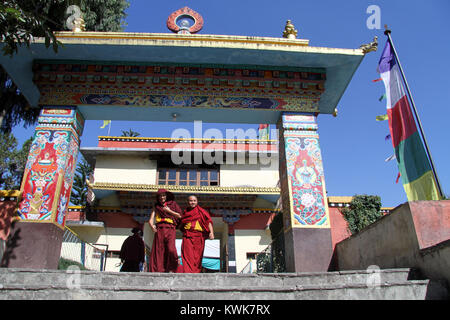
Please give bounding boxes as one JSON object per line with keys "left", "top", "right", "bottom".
{"left": 100, "top": 120, "right": 111, "bottom": 129}
{"left": 378, "top": 40, "right": 439, "bottom": 200}
{"left": 378, "top": 93, "right": 386, "bottom": 101}
{"left": 385, "top": 154, "right": 396, "bottom": 162}
{"left": 396, "top": 172, "right": 401, "bottom": 184}
{"left": 376, "top": 114, "right": 388, "bottom": 121}
{"left": 258, "top": 124, "right": 270, "bottom": 140}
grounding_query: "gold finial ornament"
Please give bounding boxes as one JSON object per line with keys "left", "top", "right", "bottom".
{"left": 66, "top": 5, "right": 86, "bottom": 32}
{"left": 72, "top": 16, "right": 86, "bottom": 32}
{"left": 359, "top": 36, "right": 378, "bottom": 54}
{"left": 332, "top": 108, "right": 338, "bottom": 117}
{"left": 283, "top": 20, "right": 298, "bottom": 39}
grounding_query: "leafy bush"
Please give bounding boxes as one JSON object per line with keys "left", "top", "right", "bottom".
{"left": 58, "top": 257, "right": 88, "bottom": 271}
{"left": 268, "top": 211, "right": 286, "bottom": 272}
{"left": 342, "top": 195, "right": 382, "bottom": 235}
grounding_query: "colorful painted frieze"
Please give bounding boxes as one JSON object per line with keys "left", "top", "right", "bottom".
{"left": 34, "top": 62, "right": 325, "bottom": 113}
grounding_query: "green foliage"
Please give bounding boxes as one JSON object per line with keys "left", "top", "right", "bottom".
{"left": 0, "top": 66, "right": 41, "bottom": 133}
{"left": 0, "top": 0, "right": 129, "bottom": 133}
{"left": 70, "top": 158, "right": 93, "bottom": 206}
{"left": 267, "top": 211, "right": 286, "bottom": 273}
{"left": 81, "top": 0, "right": 129, "bottom": 32}
{"left": 121, "top": 129, "right": 141, "bottom": 137}
{"left": 0, "top": 0, "right": 129, "bottom": 57}
{"left": 58, "top": 257, "right": 87, "bottom": 270}
{"left": 0, "top": 131, "right": 32, "bottom": 189}
{"left": 0, "top": 0, "right": 61, "bottom": 57}
{"left": 256, "top": 252, "right": 271, "bottom": 273}
{"left": 342, "top": 194, "right": 383, "bottom": 235}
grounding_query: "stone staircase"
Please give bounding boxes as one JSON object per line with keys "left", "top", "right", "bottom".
{"left": 0, "top": 267, "right": 448, "bottom": 300}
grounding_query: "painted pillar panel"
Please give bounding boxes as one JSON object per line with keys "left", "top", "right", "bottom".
{"left": 278, "top": 113, "right": 330, "bottom": 229}
{"left": 17, "top": 107, "right": 85, "bottom": 228}
{"left": 278, "top": 112, "right": 333, "bottom": 272}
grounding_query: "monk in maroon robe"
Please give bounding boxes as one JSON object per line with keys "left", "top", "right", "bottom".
{"left": 180, "top": 195, "right": 214, "bottom": 273}
{"left": 148, "top": 189, "right": 182, "bottom": 272}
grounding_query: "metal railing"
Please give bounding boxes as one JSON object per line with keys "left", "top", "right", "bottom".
{"left": 60, "top": 226, "right": 108, "bottom": 271}
{"left": 240, "top": 231, "right": 285, "bottom": 274}
{"left": 240, "top": 258, "right": 254, "bottom": 274}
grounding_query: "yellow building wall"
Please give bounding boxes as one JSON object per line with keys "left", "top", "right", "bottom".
{"left": 94, "top": 155, "right": 157, "bottom": 185}
{"left": 234, "top": 229, "right": 272, "bottom": 273}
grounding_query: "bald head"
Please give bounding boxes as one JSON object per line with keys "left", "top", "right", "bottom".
{"left": 187, "top": 195, "right": 198, "bottom": 209}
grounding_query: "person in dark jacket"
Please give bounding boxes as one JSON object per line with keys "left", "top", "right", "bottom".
{"left": 119, "top": 227, "right": 145, "bottom": 272}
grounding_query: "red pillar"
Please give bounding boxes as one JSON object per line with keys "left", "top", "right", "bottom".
{"left": 1, "top": 107, "right": 84, "bottom": 269}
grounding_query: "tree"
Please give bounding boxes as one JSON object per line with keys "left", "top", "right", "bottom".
{"left": 0, "top": 65, "right": 41, "bottom": 133}
{"left": 70, "top": 158, "right": 93, "bottom": 206}
{"left": 342, "top": 194, "right": 383, "bottom": 235}
{"left": 0, "top": 0, "right": 61, "bottom": 57}
{"left": 268, "top": 211, "right": 286, "bottom": 272}
{"left": 121, "top": 129, "right": 141, "bottom": 137}
{"left": 0, "top": 131, "right": 32, "bottom": 190}
{"left": 0, "top": 0, "right": 130, "bottom": 133}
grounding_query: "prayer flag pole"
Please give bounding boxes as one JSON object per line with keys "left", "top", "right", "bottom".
{"left": 384, "top": 26, "right": 445, "bottom": 199}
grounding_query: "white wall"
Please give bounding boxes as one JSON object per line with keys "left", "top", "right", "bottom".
{"left": 234, "top": 229, "right": 272, "bottom": 273}
{"left": 96, "top": 227, "right": 131, "bottom": 251}
{"left": 94, "top": 155, "right": 157, "bottom": 185}
{"left": 65, "top": 226, "right": 152, "bottom": 272}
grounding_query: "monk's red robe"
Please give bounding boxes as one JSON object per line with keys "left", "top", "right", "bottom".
{"left": 180, "top": 205, "right": 213, "bottom": 273}
{"left": 149, "top": 199, "right": 181, "bottom": 272}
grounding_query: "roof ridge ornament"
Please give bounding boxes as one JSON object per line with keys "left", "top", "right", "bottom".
{"left": 167, "top": 7, "right": 204, "bottom": 34}
{"left": 282, "top": 20, "right": 298, "bottom": 39}
{"left": 66, "top": 5, "right": 86, "bottom": 32}
{"left": 359, "top": 36, "right": 378, "bottom": 54}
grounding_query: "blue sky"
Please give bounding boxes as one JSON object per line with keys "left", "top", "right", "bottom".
{"left": 12, "top": 0, "right": 450, "bottom": 208}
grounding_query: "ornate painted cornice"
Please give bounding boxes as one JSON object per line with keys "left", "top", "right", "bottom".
{"left": 33, "top": 61, "right": 325, "bottom": 112}
{"left": 0, "top": 190, "right": 20, "bottom": 197}
{"left": 87, "top": 181, "right": 280, "bottom": 195}
{"left": 327, "top": 196, "right": 393, "bottom": 213}
{"left": 67, "top": 205, "right": 279, "bottom": 214}
{"left": 52, "top": 31, "right": 310, "bottom": 47}
{"left": 0, "top": 190, "right": 20, "bottom": 201}
{"left": 97, "top": 136, "right": 278, "bottom": 144}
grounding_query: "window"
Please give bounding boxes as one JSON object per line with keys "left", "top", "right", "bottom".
{"left": 246, "top": 252, "right": 258, "bottom": 260}
{"left": 157, "top": 167, "right": 219, "bottom": 186}
{"left": 106, "top": 251, "right": 121, "bottom": 258}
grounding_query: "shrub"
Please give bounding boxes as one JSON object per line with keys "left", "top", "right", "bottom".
{"left": 58, "top": 257, "right": 88, "bottom": 271}
{"left": 342, "top": 195, "right": 382, "bottom": 235}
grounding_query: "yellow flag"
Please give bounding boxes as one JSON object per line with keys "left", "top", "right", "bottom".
{"left": 376, "top": 114, "right": 388, "bottom": 121}
{"left": 100, "top": 120, "right": 111, "bottom": 129}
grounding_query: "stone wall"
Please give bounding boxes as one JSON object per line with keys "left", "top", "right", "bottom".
{"left": 336, "top": 201, "right": 450, "bottom": 286}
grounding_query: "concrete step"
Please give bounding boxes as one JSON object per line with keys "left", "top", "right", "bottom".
{"left": 0, "top": 267, "right": 415, "bottom": 288}
{"left": 0, "top": 268, "right": 448, "bottom": 300}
